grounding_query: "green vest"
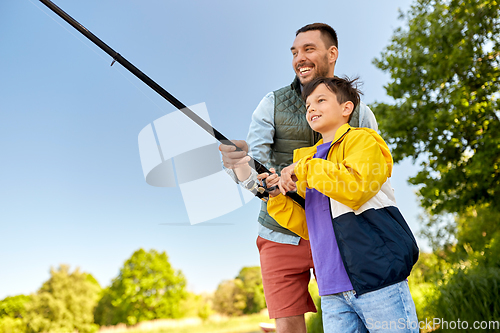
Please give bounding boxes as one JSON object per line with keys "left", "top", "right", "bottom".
{"left": 257, "top": 77, "right": 361, "bottom": 236}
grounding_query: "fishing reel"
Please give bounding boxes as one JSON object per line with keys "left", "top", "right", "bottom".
{"left": 242, "top": 178, "right": 276, "bottom": 202}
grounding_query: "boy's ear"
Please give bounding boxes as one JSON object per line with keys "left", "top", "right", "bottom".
{"left": 342, "top": 101, "right": 354, "bottom": 117}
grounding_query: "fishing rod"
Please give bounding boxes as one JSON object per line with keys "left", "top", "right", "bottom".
{"left": 38, "top": 0, "right": 305, "bottom": 207}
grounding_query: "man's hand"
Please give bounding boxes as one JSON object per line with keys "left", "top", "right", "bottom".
{"left": 219, "top": 140, "right": 252, "bottom": 181}
{"left": 279, "top": 162, "right": 298, "bottom": 195}
{"left": 258, "top": 168, "right": 280, "bottom": 197}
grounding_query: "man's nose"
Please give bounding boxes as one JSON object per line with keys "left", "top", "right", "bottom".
{"left": 296, "top": 50, "right": 307, "bottom": 63}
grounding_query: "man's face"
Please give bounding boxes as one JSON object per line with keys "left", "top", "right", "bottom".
{"left": 291, "top": 30, "right": 337, "bottom": 85}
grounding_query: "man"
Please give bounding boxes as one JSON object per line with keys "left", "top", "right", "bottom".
{"left": 220, "top": 23, "right": 378, "bottom": 333}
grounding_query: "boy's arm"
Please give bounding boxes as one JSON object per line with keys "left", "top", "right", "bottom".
{"left": 294, "top": 131, "right": 392, "bottom": 210}
{"left": 267, "top": 193, "right": 309, "bottom": 240}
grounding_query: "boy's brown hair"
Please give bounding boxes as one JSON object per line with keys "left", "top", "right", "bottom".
{"left": 302, "top": 76, "right": 362, "bottom": 122}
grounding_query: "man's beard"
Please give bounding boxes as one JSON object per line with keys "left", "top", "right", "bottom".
{"left": 299, "top": 54, "right": 331, "bottom": 84}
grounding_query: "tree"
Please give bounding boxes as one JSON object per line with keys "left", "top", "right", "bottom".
{"left": 93, "top": 248, "right": 187, "bottom": 326}
{"left": 0, "top": 295, "right": 30, "bottom": 333}
{"left": 235, "top": 267, "right": 266, "bottom": 314}
{"left": 23, "top": 265, "right": 101, "bottom": 333}
{"left": 212, "top": 266, "right": 265, "bottom": 316}
{"left": 0, "top": 295, "right": 30, "bottom": 320}
{"left": 372, "top": 0, "right": 500, "bottom": 215}
{"left": 212, "top": 279, "right": 246, "bottom": 316}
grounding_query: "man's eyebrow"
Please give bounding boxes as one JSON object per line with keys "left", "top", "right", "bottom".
{"left": 290, "top": 42, "right": 317, "bottom": 52}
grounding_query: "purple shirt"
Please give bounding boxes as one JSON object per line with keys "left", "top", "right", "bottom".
{"left": 305, "top": 141, "right": 353, "bottom": 296}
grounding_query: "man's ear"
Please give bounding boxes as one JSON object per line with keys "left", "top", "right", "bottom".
{"left": 329, "top": 46, "right": 338, "bottom": 64}
{"left": 342, "top": 101, "right": 354, "bottom": 117}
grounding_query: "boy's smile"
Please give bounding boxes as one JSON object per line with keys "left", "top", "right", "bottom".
{"left": 310, "top": 114, "right": 321, "bottom": 122}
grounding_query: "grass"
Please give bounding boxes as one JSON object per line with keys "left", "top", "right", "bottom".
{"left": 120, "top": 313, "right": 273, "bottom": 333}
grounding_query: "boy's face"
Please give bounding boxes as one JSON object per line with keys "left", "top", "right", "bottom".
{"left": 305, "top": 83, "right": 351, "bottom": 137}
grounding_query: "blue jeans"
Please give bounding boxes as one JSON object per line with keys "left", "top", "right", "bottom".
{"left": 321, "top": 280, "right": 418, "bottom": 333}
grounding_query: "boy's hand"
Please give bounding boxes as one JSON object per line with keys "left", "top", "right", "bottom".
{"left": 258, "top": 168, "right": 280, "bottom": 197}
{"left": 279, "top": 162, "right": 298, "bottom": 195}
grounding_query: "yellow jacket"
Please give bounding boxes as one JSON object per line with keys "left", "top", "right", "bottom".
{"left": 267, "top": 123, "right": 393, "bottom": 239}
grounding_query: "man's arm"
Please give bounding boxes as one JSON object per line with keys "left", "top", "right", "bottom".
{"left": 221, "top": 92, "right": 275, "bottom": 187}
{"left": 246, "top": 92, "right": 275, "bottom": 165}
{"left": 359, "top": 102, "right": 378, "bottom": 131}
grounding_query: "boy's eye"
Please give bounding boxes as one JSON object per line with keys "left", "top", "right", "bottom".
{"left": 318, "top": 98, "right": 325, "bottom": 103}
{"left": 305, "top": 104, "right": 310, "bottom": 110}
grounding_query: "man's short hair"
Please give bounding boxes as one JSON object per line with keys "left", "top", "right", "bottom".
{"left": 302, "top": 76, "right": 362, "bottom": 122}
{"left": 296, "top": 23, "right": 338, "bottom": 49}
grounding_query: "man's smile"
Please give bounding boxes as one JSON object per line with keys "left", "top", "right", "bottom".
{"left": 298, "top": 66, "right": 313, "bottom": 75}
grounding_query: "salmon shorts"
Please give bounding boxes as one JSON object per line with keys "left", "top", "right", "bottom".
{"left": 257, "top": 236, "right": 317, "bottom": 319}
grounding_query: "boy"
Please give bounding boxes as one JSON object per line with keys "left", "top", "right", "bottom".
{"left": 263, "top": 77, "right": 420, "bottom": 333}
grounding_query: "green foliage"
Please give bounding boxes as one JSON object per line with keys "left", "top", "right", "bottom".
{"left": 376, "top": 1, "right": 500, "bottom": 320}
{"left": 373, "top": 0, "right": 500, "bottom": 214}
{"left": 0, "top": 295, "right": 30, "bottom": 320}
{"left": 212, "top": 266, "right": 265, "bottom": 316}
{"left": 197, "top": 302, "right": 212, "bottom": 322}
{"left": 93, "top": 248, "right": 187, "bottom": 326}
{"left": 419, "top": 205, "right": 500, "bottom": 270}
{"left": 0, "top": 295, "right": 31, "bottom": 333}
{"left": 452, "top": 205, "right": 500, "bottom": 267}
{"left": 0, "top": 317, "right": 26, "bottom": 333}
{"left": 426, "top": 266, "right": 500, "bottom": 332}
{"left": 23, "top": 265, "right": 101, "bottom": 333}
{"left": 410, "top": 205, "right": 500, "bottom": 327}
{"left": 235, "top": 267, "right": 266, "bottom": 314}
{"left": 178, "top": 292, "right": 213, "bottom": 322}
{"left": 305, "top": 280, "right": 323, "bottom": 333}
{"left": 212, "top": 279, "right": 246, "bottom": 316}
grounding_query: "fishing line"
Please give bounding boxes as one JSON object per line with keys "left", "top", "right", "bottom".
{"left": 27, "top": 0, "right": 167, "bottom": 115}
{"left": 34, "top": 0, "right": 306, "bottom": 207}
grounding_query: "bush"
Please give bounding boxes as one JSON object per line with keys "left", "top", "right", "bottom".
{"left": 178, "top": 292, "right": 212, "bottom": 321}
{"left": 305, "top": 280, "right": 323, "bottom": 333}
{"left": 213, "top": 280, "right": 246, "bottom": 316}
{"left": 24, "top": 265, "right": 101, "bottom": 333}
{"left": 212, "top": 267, "right": 265, "bottom": 316}
{"left": 425, "top": 266, "right": 500, "bottom": 332}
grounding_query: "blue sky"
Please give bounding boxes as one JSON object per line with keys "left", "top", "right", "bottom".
{"left": 0, "top": 0, "right": 423, "bottom": 299}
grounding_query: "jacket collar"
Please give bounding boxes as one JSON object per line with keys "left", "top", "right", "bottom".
{"left": 293, "top": 123, "right": 351, "bottom": 160}
{"left": 331, "top": 123, "right": 351, "bottom": 143}
{"left": 291, "top": 76, "right": 302, "bottom": 95}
